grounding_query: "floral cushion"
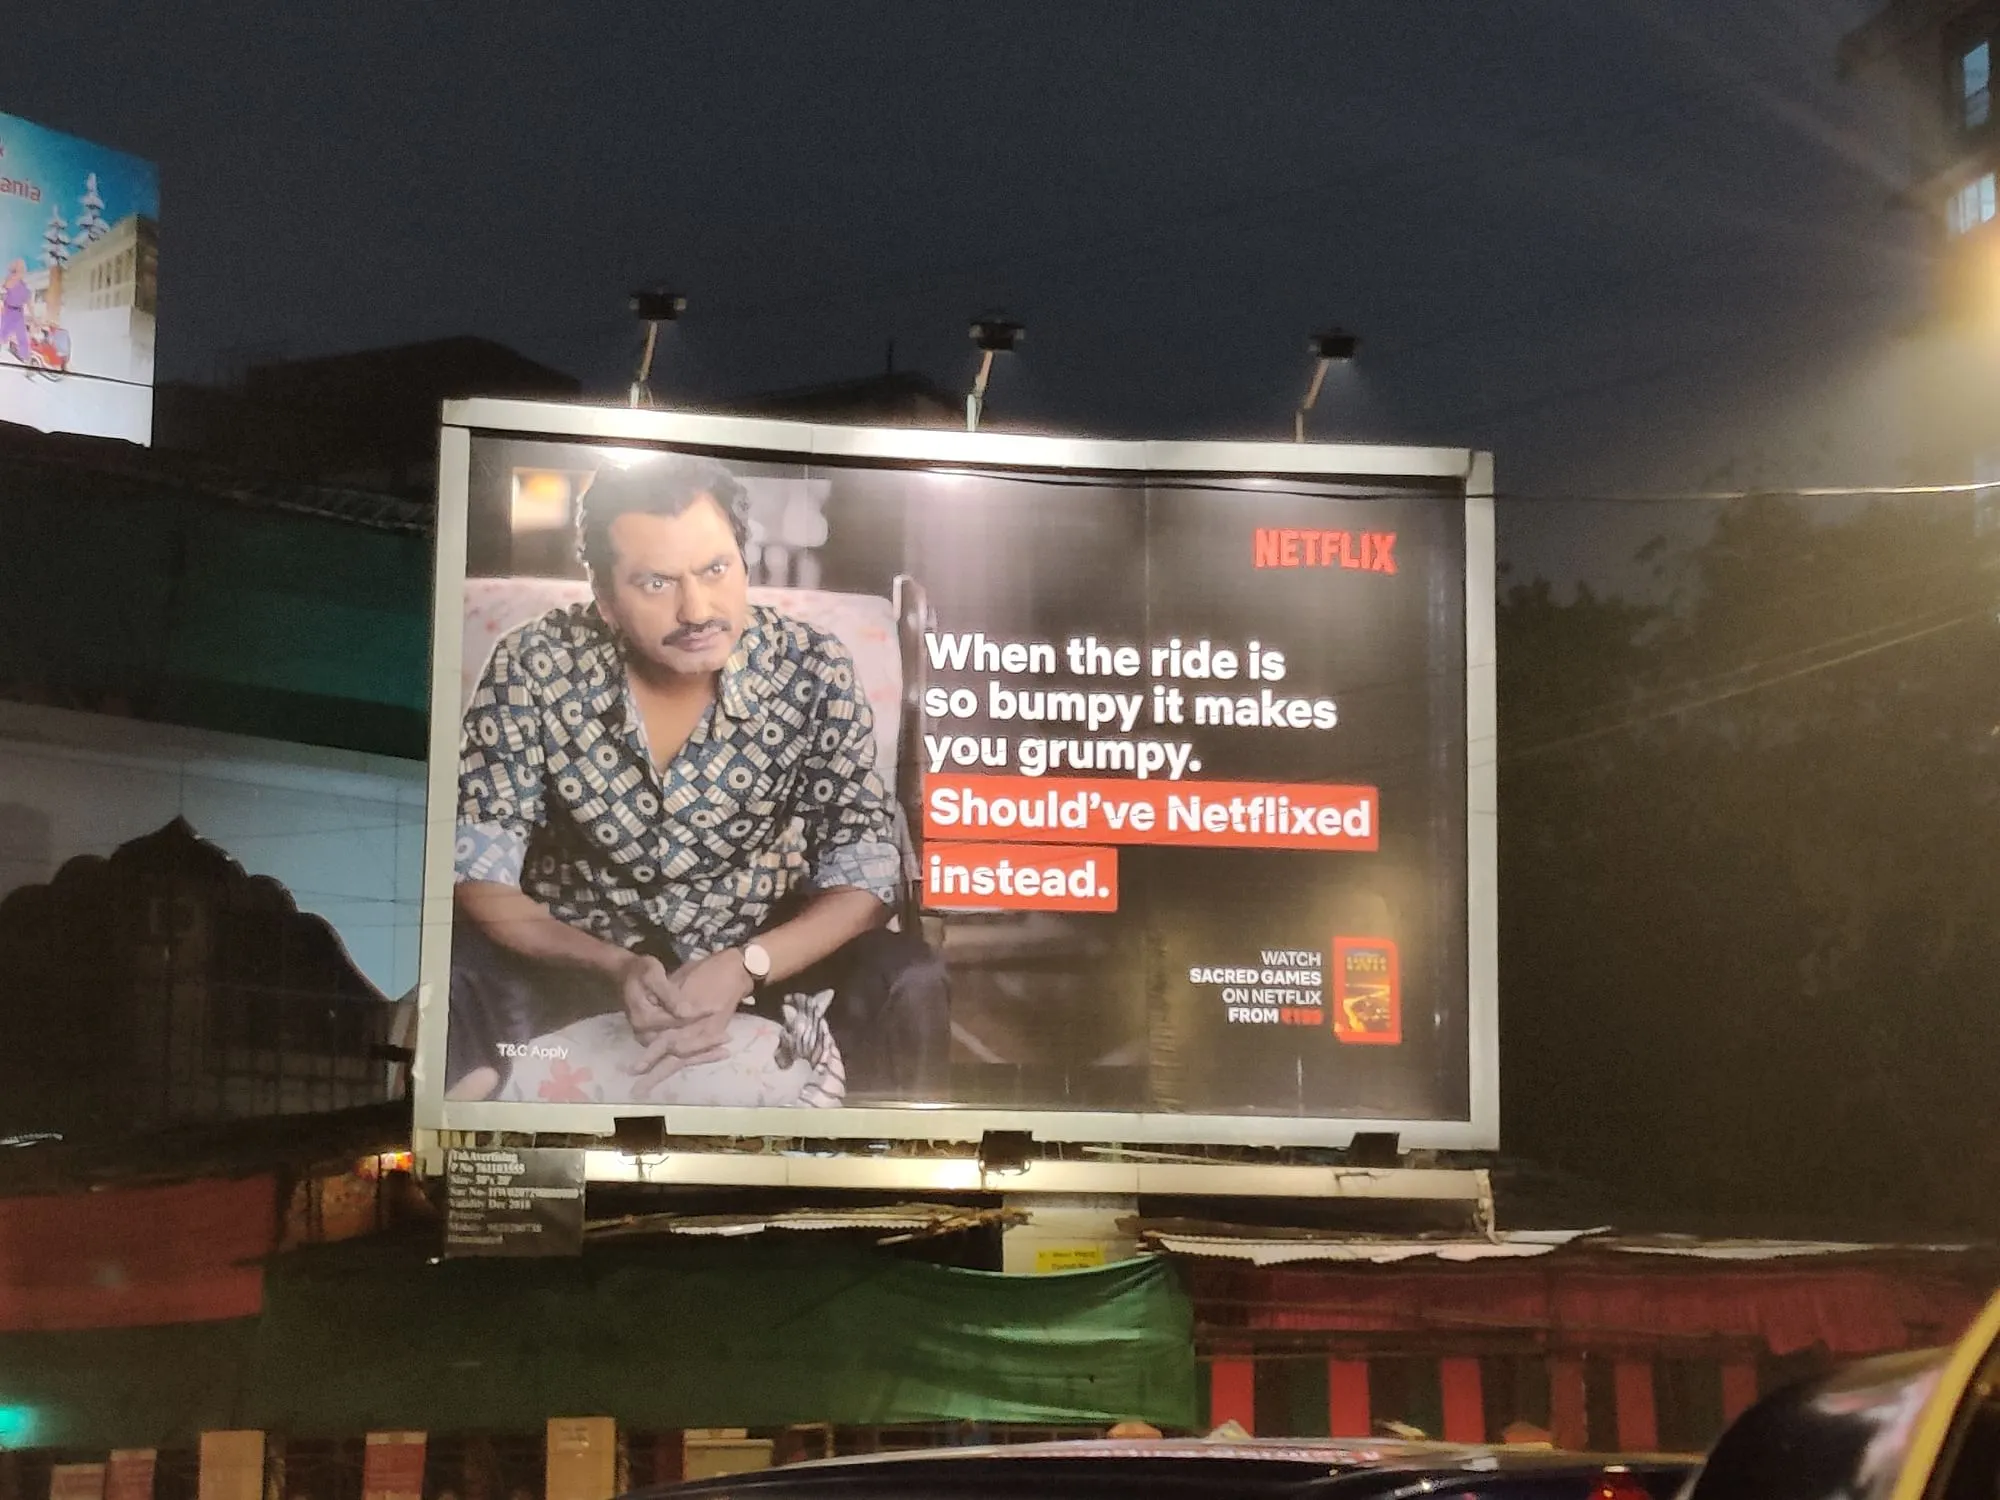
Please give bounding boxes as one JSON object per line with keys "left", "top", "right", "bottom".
{"left": 459, "top": 577, "right": 903, "bottom": 782}
{"left": 490, "top": 990, "right": 845, "bottom": 1108}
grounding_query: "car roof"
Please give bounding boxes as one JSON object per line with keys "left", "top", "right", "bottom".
{"left": 782, "top": 1438, "right": 1493, "bottom": 1468}
{"left": 1682, "top": 1348, "right": 1953, "bottom": 1500}
{"left": 644, "top": 1438, "right": 1696, "bottom": 1500}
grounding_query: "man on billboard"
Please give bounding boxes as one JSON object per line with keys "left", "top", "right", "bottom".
{"left": 448, "top": 456, "right": 947, "bottom": 1105}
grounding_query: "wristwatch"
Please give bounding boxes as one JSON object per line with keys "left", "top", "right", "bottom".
{"left": 738, "top": 941, "right": 773, "bottom": 1000}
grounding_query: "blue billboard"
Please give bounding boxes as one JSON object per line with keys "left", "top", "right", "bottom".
{"left": 0, "top": 109, "right": 157, "bottom": 444}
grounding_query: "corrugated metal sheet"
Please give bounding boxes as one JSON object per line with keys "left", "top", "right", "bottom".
{"left": 1144, "top": 1229, "right": 1974, "bottom": 1266}
{"left": 1144, "top": 1231, "right": 1585, "bottom": 1266}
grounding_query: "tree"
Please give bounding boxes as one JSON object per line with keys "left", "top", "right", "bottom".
{"left": 40, "top": 207, "right": 71, "bottom": 270}
{"left": 1498, "top": 495, "right": 2000, "bottom": 1235}
{"left": 72, "top": 173, "right": 108, "bottom": 245}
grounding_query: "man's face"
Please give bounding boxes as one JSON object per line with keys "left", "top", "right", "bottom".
{"left": 593, "top": 495, "right": 750, "bottom": 676}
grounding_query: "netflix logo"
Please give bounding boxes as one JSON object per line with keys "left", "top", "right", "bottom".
{"left": 1253, "top": 528, "right": 1397, "bottom": 573}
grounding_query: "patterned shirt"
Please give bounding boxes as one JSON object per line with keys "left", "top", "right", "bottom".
{"left": 455, "top": 601, "right": 902, "bottom": 961}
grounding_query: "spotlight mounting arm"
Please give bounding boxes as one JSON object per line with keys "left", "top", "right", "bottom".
{"left": 1295, "top": 328, "right": 1358, "bottom": 442}
{"left": 966, "top": 315, "right": 1025, "bottom": 432}
{"left": 628, "top": 288, "right": 688, "bottom": 409}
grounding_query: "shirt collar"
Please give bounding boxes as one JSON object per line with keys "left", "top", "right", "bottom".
{"left": 580, "top": 603, "right": 777, "bottom": 724}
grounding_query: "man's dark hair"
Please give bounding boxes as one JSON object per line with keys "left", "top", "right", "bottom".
{"left": 576, "top": 455, "right": 752, "bottom": 578}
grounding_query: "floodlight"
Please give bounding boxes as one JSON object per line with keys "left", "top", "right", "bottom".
{"left": 628, "top": 288, "right": 687, "bottom": 408}
{"left": 1295, "top": 327, "right": 1359, "bottom": 441}
{"left": 966, "top": 314, "right": 1025, "bottom": 431}
{"left": 977, "top": 1129, "right": 1034, "bottom": 1176}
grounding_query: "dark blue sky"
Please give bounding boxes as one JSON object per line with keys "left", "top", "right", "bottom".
{"left": 5, "top": 1, "right": 1915, "bottom": 583}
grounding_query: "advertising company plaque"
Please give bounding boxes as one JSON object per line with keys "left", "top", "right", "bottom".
{"left": 444, "top": 1147, "right": 584, "bottom": 1257}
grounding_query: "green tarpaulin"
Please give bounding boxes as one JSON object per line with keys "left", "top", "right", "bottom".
{"left": 0, "top": 1319, "right": 259, "bottom": 1449}
{"left": 0, "top": 1242, "right": 1195, "bottom": 1449}
{"left": 247, "top": 1241, "right": 1195, "bottom": 1434}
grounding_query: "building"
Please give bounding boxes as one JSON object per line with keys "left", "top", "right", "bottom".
{"left": 156, "top": 336, "right": 582, "bottom": 497}
{"left": 154, "top": 352, "right": 963, "bottom": 502}
{"left": 734, "top": 369, "right": 961, "bottom": 428}
{"left": 1840, "top": 1, "right": 1999, "bottom": 303}
{"left": 68, "top": 213, "right": 159, "bottom": 317}
{"left": 1841, "top": 0, "right": 2000, "bottom": 496}
{"left": 1162, "top": 1223, "right": 1992, "bottom": 1447}
{"left": 0, "top": 811, "right": 410, "bottom": 1137}
{"left": 0, "top": 420, "right": 428, "bottom": 1146}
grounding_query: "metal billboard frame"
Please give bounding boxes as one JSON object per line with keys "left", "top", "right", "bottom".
{"left": 418, "top": 398, "right": 1497, "bottom": 1153}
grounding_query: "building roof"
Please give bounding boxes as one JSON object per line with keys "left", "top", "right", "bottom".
{"left": 0, "top": 417, "right": 432, "bottom": 531}
{"left": 154, "top": 334, "right": 581, "bottom": 496}
{"left": 238, "top": 333, "right": 578, "bottom": 398}
{"left": 734, "top": 369, "right": 963, "bottom": 426}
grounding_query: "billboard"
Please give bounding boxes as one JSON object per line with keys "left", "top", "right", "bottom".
{"left": 0, "top": 110, "right": 157, "bottom": 445}
{"left": 418, "top": 402, "right": 1495, "bottom": 1148}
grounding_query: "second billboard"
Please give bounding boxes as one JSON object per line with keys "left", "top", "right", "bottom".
{"left": 0, "top": 109, "right": 157, "bottom": 445}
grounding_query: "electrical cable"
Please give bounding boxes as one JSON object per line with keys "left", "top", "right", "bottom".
{"left": 1505, "top": 608, "right": 1984, "bottom": 762}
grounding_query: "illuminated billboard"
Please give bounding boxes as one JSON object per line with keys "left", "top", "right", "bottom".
{"left": 417, "top": 402, "right": 1495, "bottom": 1148}
{"left": 0, "top": 110, "right": 157, "bottom": 445}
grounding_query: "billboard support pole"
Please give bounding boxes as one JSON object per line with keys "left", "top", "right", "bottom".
{"left": 967, "top": 349, "right": 996, "bottom": 431}
{"left": 629, "top": 322, "right": 660, "bottom": 409}
{"left": 1295, "top": 330, "right": 1358, "bottom": 443}
{"left": 966, "top": 315, "right": 1024, "bottom": 431}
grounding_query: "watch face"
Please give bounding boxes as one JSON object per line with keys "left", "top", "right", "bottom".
{"left": 742, "top": 943, "right": 772, "bottom": 978}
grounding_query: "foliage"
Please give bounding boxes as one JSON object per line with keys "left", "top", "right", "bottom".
{"left": 1498, "top": 496, "right": 2000, "bottom": 1233}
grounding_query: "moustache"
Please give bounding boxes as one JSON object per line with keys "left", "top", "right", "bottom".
{"left": 663, "top": 620, "right": 731, "bottom": 648}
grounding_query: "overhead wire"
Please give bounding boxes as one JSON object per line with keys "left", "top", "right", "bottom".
{"left": 11, "top": 535, "right": 1987, "bottom": 919}
{"left": 1505, "top": 608, "right": 1985, "bottom": 762}
{"left": 310, "top": 574, "right": 1995, "bottom": 937}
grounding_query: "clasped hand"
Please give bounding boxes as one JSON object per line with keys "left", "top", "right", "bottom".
{"left": 616, "top": 950, "right": 753, "bottom": 1099}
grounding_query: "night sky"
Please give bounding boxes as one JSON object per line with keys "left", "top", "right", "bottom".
{"left": 6, "top": 1, "right": 1912, "bottom": 583}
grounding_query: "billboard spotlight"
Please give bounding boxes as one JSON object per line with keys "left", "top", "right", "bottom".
{"left": 978, "top": 1129, "right": 1035, "bottom": 1176}
{"left": 1296, "top": 329, "right": 1359, "bottom": 443}
{"left": 1310, "top": 330, "right": 1358, "bottom": 363}
{"left": 970, "top": 316, "right": 1025, "bottom": 353}
{"left": 612, "top": 1114, "right": 667, "bottom": 1156}
{"left": 1348, "top": 1130, "right": 1400, "bottom": 1167}
{"left": 966, "top": 314, "right": 1024, "bottom": 432}
{"left": 628, "top": 287, "right": 687, "bottom": 409}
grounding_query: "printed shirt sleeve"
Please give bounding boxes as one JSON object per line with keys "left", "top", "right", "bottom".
{"left": 455, "top": 634, "right": 546, "bottom": 887}
{"left": 798, "top": 645, "right": 902, "bottom": 905}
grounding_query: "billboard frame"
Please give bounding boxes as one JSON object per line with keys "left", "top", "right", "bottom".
{"left": 418, "top": 398, "right": 1496, "bottom": 1151}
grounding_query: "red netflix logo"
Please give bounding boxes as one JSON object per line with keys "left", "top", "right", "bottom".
{"left": 1253, "top": 528, "right": 1397, "bottom": 573}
